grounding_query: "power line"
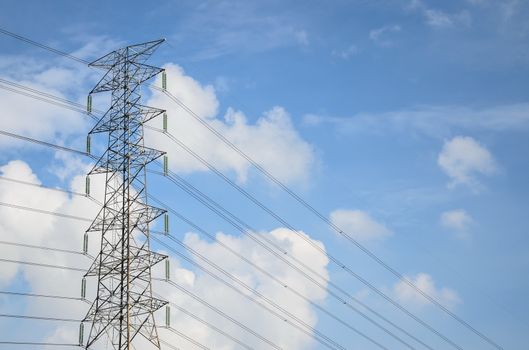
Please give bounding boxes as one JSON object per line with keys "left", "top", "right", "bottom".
{"left": 0, "top": 175, "right": 102, "bottom": 205}
{"left": 0, "top": 125, "right": 399, "bottom": 347}
{"left": 0, "top": 28, "right": 504, "bottom": 349}
{"left": 149, "top": 127, "right": 463, "bottom": 349}
{"left": 153, "top": 231, "right": 397, "bottom": 350}
{"left": 150, "top": 170, "right": 434, "bottom": 349}
{"left": 0, "top": 258, "right": 85, "bottom": 272}
{"left": 0, "top": 341, "right": 81, "bottom": 347}
{"left": 155, "top": 278, "right": 283, "bottom": 350}
{"left": 154, "top": 89, "right": 503, "bottom": 350}
{"left": 0, "top": 198, "right": 374, "bottom": 350}
{"left": 0, "top": 130, "right": 96, "bottom": 159}
{"left": 160, "top": 339, "right": 181, "bottom": 350}
{"left": 0, "top": 123, "right": 426, "bottom": 349}
{"left": 0, "top": 27, "right": 90, "bottom": 64}
{"left": 0, "top": 172, "right": 281, "bottom": 350}
{"left": 0, "top": 290, "right": 87, "bottom": 303}
{"left": 0, "top": 124, "right": 371, "bottom": 347}
{"left": 164, "top": 327, "right": 210, "bottom": 350}
{"left": 0, "top": 96, "right": 439, "bottom": 350}
{"left": 0, "top": 313, "right": 81, "bottom": 323}
{"left": 0, "top": 122, "right": 384, "bottom": 349}
{"left": 152, "top": 292, "right": 254, "bottom": 350}
{"left": 151, "top": 236, "right": 349, "bottom": 350}
{"left": 0, "top": 201, "right": 91, "bottom": 222}
{"left": 0, "top": 83, "right": 490, "bottom": 349}
{"left": 0, "top": 118, "right": 427, "bottom": 349}
{"left": 0, "top": 125, "right": 435, "bottom": 350}
{"left": 0, "top": 315, "right": 82, "bottom": 348}
{"left": 0, "top": 83, "right": 92, "bottom": 117}
{"left": 0, "top": 77, "right": 101, "bottom": 115}
{"left": 149, "top": 194, "right": 419, "bottom": 350}
{"left": 0, "top": 240, "right": 89, "bottom": 258}
{"left": 0, "top": 244, "right": 264, "bottom": 350}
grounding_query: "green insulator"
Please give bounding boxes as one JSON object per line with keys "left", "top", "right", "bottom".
{"left": 163, "top": 112, "right": 168, "bottom": 132}
{"left": 165, "top": 258, "right": 170, "bottom": 281}
{"left": 85, "top": 176, "right": 90, "bottom": 196}
{"left": 86, "top": 135, "right": 91, "bottom": 155}
{"left": 87, "top": 95, "right": 92, "bottom": 113}
{"left": 165, "top": 306, "right": 171, "bottom": 327}
{"left": 79, "top": 323, "right": 84, "bottom": 345}
{"left": 162, "top": 71, "right": 167, "bottom": 91}
{"left": 81, "top": 278, "right": 86, "bottom": 299}
{"left": 83, "top": 233, "right": 88, "bottom": 254}
{"left": 164, "top": 214, "right": 169, "bottom": 234}
{"left": 163, "top": 155, "right": 168, "bottom": 176}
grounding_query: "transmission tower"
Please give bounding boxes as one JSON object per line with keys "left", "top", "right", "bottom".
{"left": 82, "top": 40, "right": 168, "bottom": 349}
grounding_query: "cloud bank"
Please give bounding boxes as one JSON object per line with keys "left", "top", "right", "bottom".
{"left": 146, "top": 63, "right": 315, "bottom": 185}
{"left": 0, "top": 160, "right": 330, "bottom": 349}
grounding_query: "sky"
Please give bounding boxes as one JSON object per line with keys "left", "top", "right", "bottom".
{"left": 0, "top": 0, "right": 528, "bottom": 349}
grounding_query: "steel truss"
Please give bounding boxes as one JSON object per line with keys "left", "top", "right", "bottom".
{"left": 83, "top": 39, "right": 168, "bottom": 350}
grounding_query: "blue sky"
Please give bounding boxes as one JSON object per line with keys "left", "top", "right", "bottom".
{"left": 0, "top": 0, "right": 528, "bottom": 349}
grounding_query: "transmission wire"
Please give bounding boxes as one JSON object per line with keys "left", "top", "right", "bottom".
{"left": 148, "top": 126, "right": 464, "bottom": 349}
{"left": 151, "top": 236, "right": 347, "bottom": 350}
{"left": 0, "top": 30, "right": 504, "bottom": 349}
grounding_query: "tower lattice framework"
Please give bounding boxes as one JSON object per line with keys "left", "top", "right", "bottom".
{"left": 83, "top": 39, "right": 168, "bottom": 349}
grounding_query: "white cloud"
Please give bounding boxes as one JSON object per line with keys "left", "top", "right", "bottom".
{"left": 0, "top": 160, "right": 330, "bottom": 349}
{"left": 1, "top": 56, "right": 315, "bottom": 186}
{"left": 0, "top": 159, "right": 99, "bottom": 348}
{"left": 438, "top": 136, "right": 497, "bottom": 188}
{"left": 0, "top": 43, "right": 105, "bottom": 151}
{"left": 153, "top": 228, "right": 329, "bottom": 349}
{"left": 146, "top": 64, "right": 315, "bottom": 185}
{"left": 329, "top": 209, "right": 391, "bottom": 242}
{"left": 369, "top": 25, "right": 401, "bottom": 46}
{"left": 0, "top": 76, "right": 88, "bottom": 148}
{"left": 440, "top": 209, "right": 473, "bottom": 237}
{"left": 0, "top": 159, "right": 98, "bottom": 282}
{"left": 393, "top": 273, "right": 461, "bottom": 310}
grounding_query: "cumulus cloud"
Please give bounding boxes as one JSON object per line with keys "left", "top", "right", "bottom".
{"left": 1, "top": 51, "right": 314, "bottom": 187}
{"left": 393, "top": 273, "right": 461, "bottom": 310}
{"left": 440, "top": 209, "right": 473, "bottom": 237}
{"left": 329, "top": 209, "right": 391, "bottom": 242}
{"left": 0, "top": 76, "right": 88, "bottom": 148}
{"left": 0, "top": 159, "right": 100, "bottom": 345}
{"left": 0, "top": 160, "right": 95, "bottom": 286}
{"left": 0, "top": 160, "right": 330, "bottom": 349}
{"left": 438, "top": 136, "right": 497, "bottom": 189}
{"left": 145, "top": 63, "right": 315, "bottom": 185}
{"left": 0, "top": 45, "right": 104, "bottom": 153}
{"left": 153, "top": 228, "right": 329, "bottom": 349}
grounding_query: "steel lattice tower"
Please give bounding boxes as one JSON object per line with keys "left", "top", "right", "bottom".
{"left": 82, "top": 40, "right": 168, "bottom": 349}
